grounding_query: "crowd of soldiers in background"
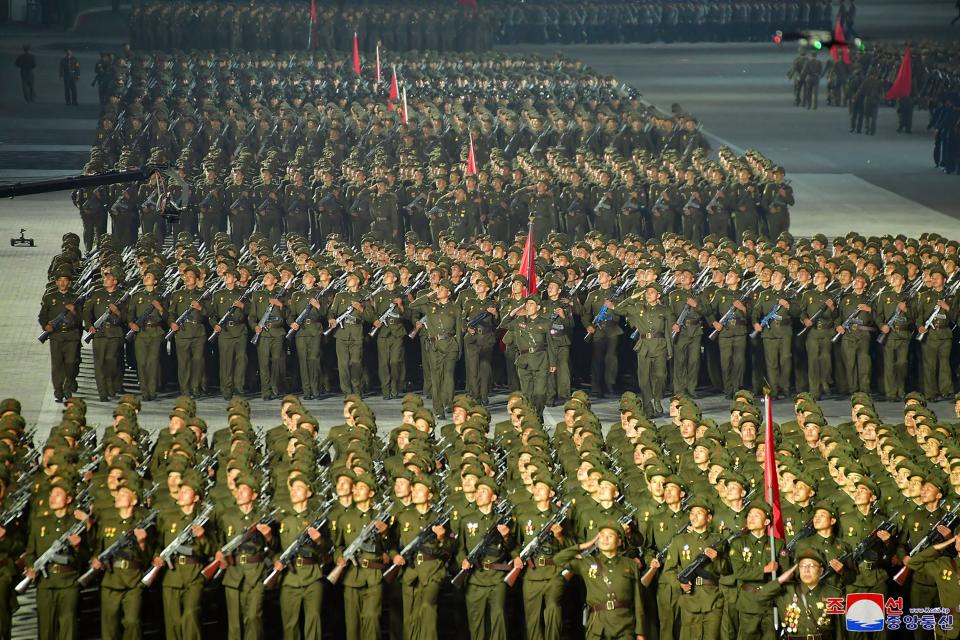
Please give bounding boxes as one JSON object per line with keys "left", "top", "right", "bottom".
{"left": 129, "top": 0, "right": 833, "bottom": 52}
{"left": 786, "top": 40, "right": 960, "bottom": 173}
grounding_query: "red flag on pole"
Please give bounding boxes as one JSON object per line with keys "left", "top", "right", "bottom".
{"left": 401, "top": 84, "right": 408, "bottom": 124}
{"left": 830, "top": 17, "right": 851, "bottom": 64}
{"left": 388, "top": 65, "right": 399, "bottom": 111}
{"left": 885, "top": 45, "right": 912, "bottom": 101}
{"left": 467, "top": 133, "right": 477, "bottom": 176}
{"left": 764, "top": 394, "right": 785, "bottom": 539}
{"left": 308, "top": 0, "right": 317, "bottom": 50}
{"left": 517, "top": 219, "right": 537, "bottom": 296}
{"left": 352, "top": 32, "right": 361, "bottom": 76}
{"left": 375, "top": 44, "right": 382, "bottom": 84}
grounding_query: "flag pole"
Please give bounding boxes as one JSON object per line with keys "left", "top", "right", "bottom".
{"left": 765, "top": 391, "right": 780, "bottom": 633}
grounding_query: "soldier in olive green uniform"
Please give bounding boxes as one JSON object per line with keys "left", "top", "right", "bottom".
{"left": 709, "top": 267, "right": 753, "bottom": 398}
{"left": 554, "top": 518, "right": 646, "bottom": 640}
{"left": 897, "top": 477, "right": 948, "bottom": 631}
{"left": 410, "top": 280, "right": 462, "bottom": 418}
{"left": 89, "top": 479, "right": 153, "bottom": 640}
{"left": 24, "top": 478, "right": 89, "bottom": 640}
{"left": 751, "top": 266, "right": 796, "bottom": 398}
{"left": 668, "top": 265, "right": 706, "bottom": 398}
{"left": 209, "top": 268, "right": 250, "bottom": 401}
{"left": 126, "top": 269, "right": 166, "bottom": 401}
{"left": 541, "top": 278, "right": 574, "bottom": 406}
{"left": 39, "top": 267, "right": 83, "bottom": 402}
{"left": 167, "top": 265, "right": 208, "bottom": 398}
{"left": 333, "top": 475, "right": 391, "bottom": 640}
{"left": 248, "top": 269, "right": 290, "bottom": 400}
{"left": 797, "top": 268, "right": 838, "bottom": 399}
{"left": 273, "top": 475, "right": 328, "bottom": 640}
{"left": 456, "top": 476, "right": 514, "bottom": 640}
{"left": 914, "top": 264, "right": 957, "bottom": 401}
{"left": 368, "top": 268, "right": 406, "bottom": 399}
{"left": 287, "top": 268, "right": 327, "bottom": 400}
{"left": 874, "top": 265, "right": 913, "bottom": 401}
{"left": 511, "top": 476, "right": 570, "bottom": 640}
{"left": 729, "top": 503, "right": 783, "bottom": 640}
{"left": 499, "top": 295, "right": 555, "bottom": 418}
{"left": 793, "top": 502, "right": 852, "bottom": 590}
{"left": 461, "top": 276, "right": 499, "bottom": 405}
{"left": 327, "top": 271, "right": 366, "bottom": 396}
{"left": 907, "top": 533, "right": 960, "bottom": 634}
{"left": 581, "top": 264, "right": 623, "bottom": 398}
{"left": 387, "top": 476, "right": 453, "bottom": 640}
{"left": 620, "top": 283, "right": 673, "bottom": 417}
{"left": 835, "top": 271, "right": 876, "bottom": 394}
{"left": 369, "top": 180, "right": 401, "bottom": 246}
{"left": 153, "top": 471, "right": 213, "bottom": 640}
{"left": 213, "top": 473, "right": 273, "bottom": 640}
{"left": 82, "top": 269, "right": 128, "bottom": 401}
{"left": 754, "top": 549, "right": 844, "bottom": 640}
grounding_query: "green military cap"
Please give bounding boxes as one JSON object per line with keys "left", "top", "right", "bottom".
{"left": 530, "top": 473, "right": 558, "bottom": 493}
{"left": 596, "top": 471, "right": 620, "bottom": 491}
{"left": 119, "top": 476, "right": 143, "bottom": 501}
{"left": 234, "top": 472, "right": 259, "bottom": 491}
{"left": 748, "top": 501, "right": 773, "bottom": 518}
{"left": 923, "top": 474, "right": 947, "bottom": 495}
{"left": 412, "top": 475, "right": 437, "bottom": 494}
{"left": 48, "top": 476, "right": 76, "bottom": 498}
{"left": 722, "top": 471, "right": 748, "bottom": 488}
{"left": 475, "top": 475, "right": 500, "bottom": 494}
{"left": 179, "top": 469, "right": 204, "bottom": 495}
{"left": 663, "top": 475, "right": 686, "bottom": 492}
{"left": 793, "top": 472, "right": 817, "bottom": 492}
{"left": 437, "top": 278, "right": 454, "bottom": 292}
{"left": 929, "top": 264, "right": 947, "bottom": 277}
{"left": 333, "top": 467, "right": 356, "bottom": 483}
{"left": 353, "top": 473, "right": 378, "bottom": 493}
{"left": 685, "top": 496, "right": 714, "bottom": 514}
{"left": 796, "top": 548, "right": 825, "bottom": 566}
{"left": 117, "top": 394, "right": 141, "bottom": 411}
{"left": 0, "top": 399, "right": 21, "bottom": 415}
{"left": 596, "top": 518, "right": 625, "bottom": 537}
{"left": 854, "top": 476, "right": 880, "bottom": 497}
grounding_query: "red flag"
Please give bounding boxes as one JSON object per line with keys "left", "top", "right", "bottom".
{"left": 885, "top": 45, "right": 912, "bottom": 101}
{"left": 401, "top": 84, "right": 408, "bottom": 124}
{"left": 352, "top": 32, "right": 361, "bottom": 76}
{"left": 308, "top": 0, "right": 317, "bottom": 50}
{"left": 830, "top": 17, "right": 851, "bottom": 64}
{"left": 466, "top": 133, "right": 477, "bottom": 176}
{"left": 388, "top": 65, "right": 399, "bottom": 111}
{"left": 764, "top": 394, "right": 785, "bottom": 539}
{"left": 517, "top": 219, "right": 537, "bottom": 296}
{"left": 375, "top": 44, "right": 382, "bottom": 84}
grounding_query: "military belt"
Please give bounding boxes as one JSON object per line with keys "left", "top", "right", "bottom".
{"left": 524, "top": 347, "right": 546, "bottom": 354}
{"left": 479, "top": 560, "right": 512, "bottom": 571}
{"left": 738, "top": 581, "right": 764, "bottom": 592}
{"left": 231, "top": 554, "right": 264, "bottom": 565}
{"left": 176, "top": 556, "right": 201, "bottom": 565}
{"left": 638, "top": 331, "right": 665, "bottom": 339}
{"left": 358, "top": 558, "right": 386, "bottom": 571}
{"left": 527, "top": 556, "right": 555, "bottom": 568}
{"left": 113, "top": 559, "right": 141, "bottom": 571}
{"left": 293, "top": 556, "right": 318, "bottom": 567}
{"left": 342, "top": 317, "right": 359, "bottom": 325}
{"left": 692, "top": 576, "right": 717, "bottom": 586}
{"left": 431, "top": 332, "right": 454, "bottom": 342}
{"left": 48, "top": 563, "right": 76, "bottom": 574}
{"left": 589, "top": 599, "right": 631, "bottom": 612}
{"left": 413, "top": 552, "right": 440, "bottom": 565}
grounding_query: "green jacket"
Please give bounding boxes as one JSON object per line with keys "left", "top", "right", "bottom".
{"left": 554, "top": 545, "right": 645, "bottom": 637}
{"left": 24, "top": 509, "right": 89, "bottom": 589}
{"left": 90, "top": 506, "right": 155, "bottom": 589}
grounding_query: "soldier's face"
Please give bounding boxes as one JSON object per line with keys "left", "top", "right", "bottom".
{"left": 689, "top": 507, "right": 711, "bottom": 529}
{"left": 336, "top": 476, "right": 353, "bottom": 497}
{"left": 475, "top": 484, "right": 495, "bottom": 507}
{"left": 813, "top": 509, "right": 835, "bottom": 531}
{"left": 597, "top": 481, "right": 618, "bottom": 502}
{"left": 49, "top": 486, "right": 70, "bottom": 510}
{"left": 798, "top": 560, "right": 823, "bottom": 586}
{"left": 236, "top": 483, "right": 256, "bottom": 507}
{"left": 353, "top": 482, "right": 373, "bottom": 503}
{"left": 288, "top": 481, "right": 311, "bottom": 503}
{"left": 394, "top": 477, "right": 412, "bottom": 499}
{"left": 794, "top": 482, "right": 813, "bottom": 502}
{"left": 597, "top": 528, "right": 621, "bottom": 552}
{"left": 664, "top": 484, "right": 684, "bottom": 505}
{"left": 411, "top": 483, "right": 431, "bottom": 505}
{"left": 177, "top": 485, "right": 198, "bottom": 507}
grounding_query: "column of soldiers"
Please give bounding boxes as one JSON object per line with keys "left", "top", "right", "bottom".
{"left": 5, "top": 379, "right": 960, "bottom": 639}
{"left": 786, "top": 41, "right": 960, "bottom": 145}
{"left": 128, "top": 0, "right": 830, "bottom": 52}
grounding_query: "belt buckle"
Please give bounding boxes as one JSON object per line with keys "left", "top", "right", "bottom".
{"left": 537, "top": 556, "right": 545, "bottom": 567}
{"left": 295, "top": 557, "right": 304, "bottom": 567}
{"left": 239, "top": 554, "right": 247, "bottom": 564}
{"left": 695, "top": 576, "right": 703, "bottom": 586}
{"left": 117, "top": 559, "right": 129, "bottom": 570}
{"left": 605, "top": 600, "right": 615, "bottom": 611}
{"left": 360, "top": 559, "right": 369, "bottom": 569}
{"left": 416, "top": 552, "right": 424, "bottom": 565}
{"left": 178, "top": 556, "right": 187, "bottom": 565}
{"left": 482, "top": 559, "right": 491, "bottom": 570}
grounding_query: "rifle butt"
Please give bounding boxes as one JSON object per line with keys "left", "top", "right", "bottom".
{"left": 708, "top": 329, "right": 720, "bottom": 340}
{"left": 141, "top": 565, "right": 161, "bottom": 587}
{"left": 503, "top": 566, "right": 521, "bottom": 587}
{"left": 206, "top": 332, "right": 219, "bottom": 343}
{"left": 83, "top": 332, "right": 94, "bottom": 344}
{"left": 876, "top": 332, "right": 888, "bottom": 345}
{"left": 450, "top": 569, "right": 469, "bottom": 589}
{"left": 382, "top": 564, "right": 399, "bottom": 584}
{"left": 262, "top": 568, "right": 282, "bottom": 589}
{"left": 14, "top": 575, "right": 33, "bottom": 594}
{"left": 326, "top": 563, "right": 345, "bottom": 584}
{"left": 77, "top": 566, "right": 100, "bottom": 588}
{"left": 830, "top": 332, "right": 842, "bottom": 343}
{"left": 201, "top": 560, "right": 220, "bottom": 580}
{"left": 640, "top": 566, "right": 658, "bottom": 588}
{"left": 892, "top": 566, "right": 911, "bottom": 586}
{"left": 37, "top": 332, "right": 50, "bottom": 343}
{"left": 163, "top": 330, "right": 176, "bottom": 342}
{"left": 250, "top": 333, "right": 261, "bottom": 345}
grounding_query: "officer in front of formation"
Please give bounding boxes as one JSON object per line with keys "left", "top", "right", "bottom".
{"left": 39, "top": 266, "right": 83, "bottom": 403}
{"left": 500, "top": 293, "right": 555, "bottom": 419}
{"left": 411, "top": 279, "right": 462, "bottom": 419}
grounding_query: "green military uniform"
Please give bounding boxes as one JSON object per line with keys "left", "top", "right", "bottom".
{"left": 167, "top": 282, "right": 208, "bottom": 397}
{"left": 369, "top": 189, "right": 401, "bottom": 246}
{"left": 662, "top": 524, "right": 731, "bottom": 640}
{"left": 500, "top": 301, "right": 555, "bottom": 417}
{"left": 796, "top": 284, "right": 837, "bottom": 399}
{"left": 620, "top": 291, "right": 673, "bottom": 416}
{"left": 209, "top": 281, "right": 250, "bottom": 400}
{"left": 836, "top": 286, "right": 875, "bottom": 393}
{"left": 287, "top": 282, "right": 327, "bottom": 399}
{"left": 247, "top": 280, "right": 289, "bottom": 400}
{"left": 581, "top": 282, "right": 623, "bottom": 397}
{"left": 461, "top": 293, "right": 498, "bottom": 404}
{"left": 91, "top": 505, "right": 154, "bottom": 640}
{"left": 512, "top": 501, "right": 571, "bottom": 640}
{"left": 328, "top": 285, "right": 366, "bottom": 395}
{"left": 410, "top": 288, "right": 462, "bottom": 416}
{"left": 709, "top": 284, "right": 752, "bottom": 398}
{"left": 754, "top": 569, "right": 843, "bottom": 639}
{"left": 751, "top": 281, "right": 795, "bottom": 397}
{"left": 898, "top": 504, "right": 945, "bottom": 623}
{"left": 155, "top": 504, "right": 214, "bottom": 640}
{"left": 25, "top": 506, "right": 87, "bottom": 640}
{"left": 126, "top": 286, "right": 166, "bottom": 401}
{"left": 368, "top": 283, "right": 405, "bottom": 399}
{"left": 874, "top": 282, "right": 913, "bottom": 400}
{"left": 541, "top": 291, "right": 574, "bottom": 405}
{"left": 839, "top": 505, "right": 896, "bottom": 618}
{"left": 914, "top": 281, "right": 957, "bottom": 400}
{"left": 730, "top": 526, "right": 784, "bottom": 640}
{"left": 388, "top": 503, "right": 454, "bottom": 640}
{"left": 456, "top": 503, "right": 514, "bottom": 640}
{"left": 334, "top": 503, "right": 392, "bottom": 640}
{"left": 909, "top": 544, "right": 960, "bottom": 639}
{"left": 667, "top": 283, "right": 706, "bottom": 398}
{"left": 274, "top": 500, "right": 328, "bottom": 640}
{"left": 82, "top": 284, "right": 128, "bottom": 401}
{"left": 215, "top": 501, "right": 273, "bottom": 640}
{"left": 38, "top": 283, "right": 82, "bottom": 402}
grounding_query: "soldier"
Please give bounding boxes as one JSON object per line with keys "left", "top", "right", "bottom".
{"left": 387, "top": 475, "right": 453, "bottom": 640}
{"left": 327, "top": 271, "right": 366, "bottom": 396}
{"left": 39, "top": 266, "right": 83, "bottom": 403}
{"left": 212, "top": 473, "right": 273, "bottom": 640}
{"left": 461, "top": 275, "right": 499, "bottom": 405}
{"left": 839, "top": 477, "right": 896, "bottom": 612}
{"left": 753, "top": 549, "right": 844, "bottom": 639}
{"left": 248, "top": 269, "right": 290, "bottom": 401}
{"left": 369, "top": 267, "right": 406, "bottom": 400}
{"left": 729, "top": 502, "right": 783, "bottom": 640}
{"left": 797, "top": 267, "right": 837, "bottom": 400}
{"left": 126, "top": 268, "right": 166, "bottom": 401}
{"left": 253, "top": 165, "right": 285, "bottom": 248}
{"left": 752, "top": 266, "right": 795, "bottom": 399}
{"left": 620, "top": 283, "right": 673, "bottom": 417}
{"left": 914, "top": 264, "right": 956, "bottom": 401}
{"left": 410, "top": 280, "right": 461, "bottom": 417}
{"left": 167, "top": 265, "right": 207, "bottom": 398}
{"left": 283, "top": 167, "right": 312, "bottom": 239}
{"left": 209, "top": 268, "right": 250, "bottom": 401}
{"left": 728, "top": 167, "right": 760, "bottom": 240}
{"left": 83, "top": 268, "right": 128, "bottom": 402}
{"left": 89, "top": 477, "right": 152, "bottom": 640}
{"left": 58, "top": 48, "right": 80, "bottom": 106}
{"left": 709, "top": 266, "right": 752, "bottom": 398}
{"left": 152, "top": 470, "right": 212, "bottom": 640}
{"left": 541, "top": 276, "right": 574, "bottom": 406}
{"left": 648, "top": 167, "right": 681, "bottom": 239}
{"left": 500, "top": 294, "right": 555, "bottom": 418}
{"left": 800, "top": 51, "right": 822, "bottom": 109}
{"left": 759, "top": 167, "right": 793, "bottom": 241}
{"left": 581, "top": 263, "right": 623, "bottom": 398}
{"left": 225, "top": 166, "right": 255, "bottom": 248}
{"left": 906, "top": 532, "right": 960, "bottom": 629}
{"left": 835, "top": 271, "right": 875, "bottom": 394}
{"left": 874, "top": 266, "right": 911, "bottom": 401}
{"left": 369, "top": 178, "right": 401, "bottom": 246}
{"left": 897, "top": 476, "right": 948, "bottom": 628}
{"left": 287, "top": 268, "right": 326, "bottom": 400}
{"left": 667, "top": 264, "right": 706, "bottom": 398}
